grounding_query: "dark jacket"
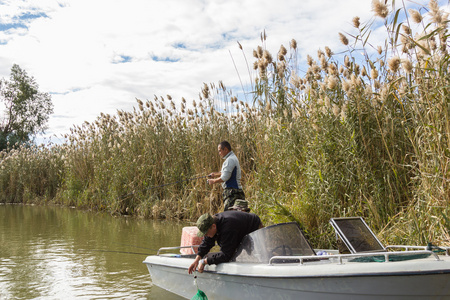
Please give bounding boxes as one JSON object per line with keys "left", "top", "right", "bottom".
{"left": 197, "top": 210, "right": 262, "bottom": 265}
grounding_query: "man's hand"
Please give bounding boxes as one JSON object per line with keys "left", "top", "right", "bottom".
{"left": 207, "top": 172, "right": 224, "bottom": 185}
{"left": 188, "top": 256, "right": 201, "bottom": 274}
{"left": 188, "top": 256, "right": 207, "bottom": 274}
{"left": 198, "top": 259, "right": 206, "bottom": 273}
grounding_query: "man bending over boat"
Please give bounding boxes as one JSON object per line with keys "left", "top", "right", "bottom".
{"left": 188, "top": 210, "right": 263, "bottom": 274}
{"left": 207, "top": 141, "right": 245, "bottom": 211}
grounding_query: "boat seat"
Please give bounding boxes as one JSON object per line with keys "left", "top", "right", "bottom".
{"left": 330, "top": 217, "right": 385, "bottom": 254}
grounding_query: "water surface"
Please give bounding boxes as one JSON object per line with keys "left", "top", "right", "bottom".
{"left": 0, "top": 204, "right": 187, "bottom": 299}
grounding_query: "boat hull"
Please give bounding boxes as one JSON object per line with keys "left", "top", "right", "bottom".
{"left": 143, "top": 255, "right": 450, "bottom": 300}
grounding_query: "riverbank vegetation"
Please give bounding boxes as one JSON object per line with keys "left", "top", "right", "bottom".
{"left": 1, "top": 0, "right": 449, "bottom": 248}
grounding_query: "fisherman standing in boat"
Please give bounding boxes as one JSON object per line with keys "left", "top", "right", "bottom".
{"left": 207, "top": 141, "right": 245, "bottom": 211}
{"left": 188, "top": 211, "right": 263, "bottom": 274}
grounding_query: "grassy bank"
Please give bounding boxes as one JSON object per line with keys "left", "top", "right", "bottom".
{"left": 1, "top": 0, "right": 449, "bottom": 248}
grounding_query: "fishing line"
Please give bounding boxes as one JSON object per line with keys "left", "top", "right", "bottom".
{"left": 194, "top": 274, "right": 199, "bottom": 289}
{"left": 192, "top": 272, "right": 208, "bottom": 299}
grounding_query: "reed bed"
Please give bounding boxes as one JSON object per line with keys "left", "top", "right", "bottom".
{"left": 0, "top": 0, "right": 449, "bottom": 247}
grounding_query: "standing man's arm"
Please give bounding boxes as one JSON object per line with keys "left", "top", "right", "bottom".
{"left": 208, "top": 171, "right": 221, "bottom": 178}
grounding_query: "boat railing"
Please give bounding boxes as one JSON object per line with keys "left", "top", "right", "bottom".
{"left": 269, "top": 250, "right": 441, "bottom": 265}
{"left": 157, "top": 245, "right": 199, "bottom": 256}
{"left": 386, "top": 245, "right": 450, "bottom": 256}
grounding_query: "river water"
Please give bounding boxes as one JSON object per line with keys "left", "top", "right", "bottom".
{"left": 0, "top": 204, "right": 188, "bottom": 299}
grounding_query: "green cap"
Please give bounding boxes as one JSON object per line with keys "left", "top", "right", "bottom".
{"left": 196, "top": 213, "right": 214, "bottom": 237}
{"left": 230, "top": 199, "right": 250, "bottom": 212}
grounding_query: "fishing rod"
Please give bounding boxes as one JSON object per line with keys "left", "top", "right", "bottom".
{"left": 112, "top": 242, "right": 160, "bottom": 252}
{"left": 146, "top": 174, "right": 211, "bottom": 190}
{"left": 120, "top": 174, "right": 211, "bottom": 200}
{"left": 80, "top": 249, "right": 152, "bottom": 256}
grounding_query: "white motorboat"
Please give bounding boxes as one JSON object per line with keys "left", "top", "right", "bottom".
{"left": 143, "top": 217, "right": 450, "bottom": 299}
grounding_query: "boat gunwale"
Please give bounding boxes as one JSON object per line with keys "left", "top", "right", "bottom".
{"left": 143, "top": 248, "right": 450, "bottom": 279}
{"left": 143, "top": 257, "right": 450, "bottom": 279}
{"left": 151, "top": 246, "right": 445, "bottom": 263}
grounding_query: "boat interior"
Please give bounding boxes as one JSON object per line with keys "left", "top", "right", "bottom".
{"left": 155, "top": 217, "right": 450, "bottom": 264}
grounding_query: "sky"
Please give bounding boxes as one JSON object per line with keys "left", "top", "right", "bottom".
{"left": 0, "top": 0, "right": 447, "bottom": 143}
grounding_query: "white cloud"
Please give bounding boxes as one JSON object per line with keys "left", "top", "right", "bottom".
{"left": 1, "top": 0, "right": 445, "bottom": 142}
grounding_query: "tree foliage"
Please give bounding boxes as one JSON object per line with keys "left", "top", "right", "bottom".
{"left": 0, "top": 64, "right": 53, "bottom": 150}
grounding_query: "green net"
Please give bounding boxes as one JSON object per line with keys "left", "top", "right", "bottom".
{"left": 191, "top": 289, "right": 208, "bottom": 300}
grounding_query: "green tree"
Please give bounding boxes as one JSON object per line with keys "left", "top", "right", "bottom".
{"left": 0, "top": 64, "right": 53, "bottom": 150}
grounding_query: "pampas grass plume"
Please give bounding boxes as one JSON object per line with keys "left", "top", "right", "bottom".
{"left": 339, "top": 33, "right": 349, "bottom": 46}
{"left": 372, "top": 0, "right": 389, "bottom": 18}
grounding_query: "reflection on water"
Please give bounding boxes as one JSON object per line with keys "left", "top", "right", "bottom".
{"left": 0, "top": 204, "right": 187, "bottom": 299}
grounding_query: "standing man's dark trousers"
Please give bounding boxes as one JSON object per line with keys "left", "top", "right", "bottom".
{"left": 223, "top": 188, "right": 245, "bottom": 211}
